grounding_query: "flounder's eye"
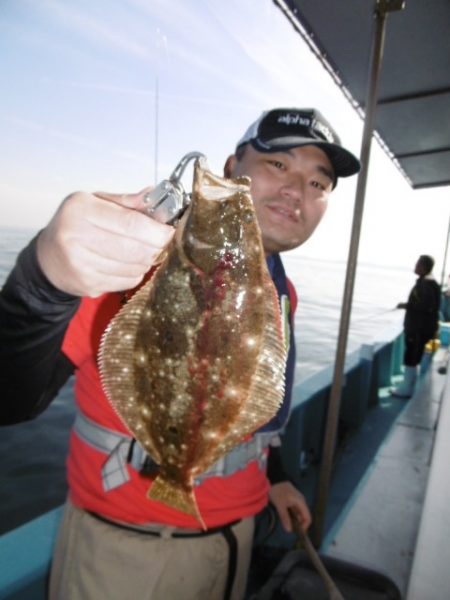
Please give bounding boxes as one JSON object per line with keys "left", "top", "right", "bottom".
{"left": 168, "top": 425, "right": 179, "bottom": 437}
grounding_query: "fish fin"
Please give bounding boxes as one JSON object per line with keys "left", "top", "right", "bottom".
{"left": 148, "top": 476, "right": 206, "bottom": 530}
{"left": 152, "top": 245, "right": 168, "bottom": 266}
{"left": 247, "top": 270, "right": 287, "bottom": 415}
{"left": 98, "top": 277, "right": 163, "bottom": 463}
{"left": 203, "top": 270, "right": 287, "bottom": 464}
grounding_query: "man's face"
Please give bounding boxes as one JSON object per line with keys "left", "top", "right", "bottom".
{"left": 225, "top": 144, "right": 333, "bottom": 255}
{"left": 415, "top": 259, "right": 428, "bottom": 276}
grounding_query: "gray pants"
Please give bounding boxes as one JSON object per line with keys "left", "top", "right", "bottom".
{"left": 49, "top": 500, "right": 254, "bottom": 600}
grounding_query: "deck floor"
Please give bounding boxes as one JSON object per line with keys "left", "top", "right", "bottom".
{"left": 323, "top": 354, "right": 446, "bottom": 597}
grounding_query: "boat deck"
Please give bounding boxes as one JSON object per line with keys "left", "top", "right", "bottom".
{"left": 323, "top": 351, "right": 448, "bottom": 598}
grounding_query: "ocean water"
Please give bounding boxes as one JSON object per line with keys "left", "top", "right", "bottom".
{"left": 282, "top": 252, "right": 410, "bottom": 383}
{"left": 0, "top": 226, "right": 412, "bottom": 534}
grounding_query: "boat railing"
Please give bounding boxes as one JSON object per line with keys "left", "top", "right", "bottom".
{"left": 284, "top": 321, "right": 405, "bottom": 484}
{"left": 0, "top": 321, "right": 443, "bottom": 599}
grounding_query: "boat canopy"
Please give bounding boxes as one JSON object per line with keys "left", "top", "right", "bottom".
{"left": 274, "top": 0, "right": 450, "bottom": 545}
{"left": 275, "top": 0, "right": 450, "bottom": 190}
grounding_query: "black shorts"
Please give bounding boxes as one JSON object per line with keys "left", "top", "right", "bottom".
{"left": 404, "top": 331, "right": 433, "bottom": 366}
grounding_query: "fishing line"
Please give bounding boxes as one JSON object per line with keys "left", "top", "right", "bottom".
{"left": 349, "top": 307, "right": 398, "bottom": 326}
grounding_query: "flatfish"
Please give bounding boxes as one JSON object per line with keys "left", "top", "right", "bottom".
{"left": 99, "top": 157, "right": 287, "bottom": 527}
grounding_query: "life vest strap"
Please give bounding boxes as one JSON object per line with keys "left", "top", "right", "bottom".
{"left": 73, "top": 411, "right": 278, "bottom": 492}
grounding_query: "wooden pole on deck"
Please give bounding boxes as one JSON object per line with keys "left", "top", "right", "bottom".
{"left": 311, "top": 0, "right": 406, "bottom": 548}
{"left": 439, "top": 211, "right": 450, "bottom": 290}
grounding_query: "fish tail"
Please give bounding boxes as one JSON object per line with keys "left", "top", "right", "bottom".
{"left": 148, "top": 476, "right": 206, "bottom": 530}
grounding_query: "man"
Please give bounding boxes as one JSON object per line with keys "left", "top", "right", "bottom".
{"left": 0, "top": 107, "right": 359, "bottom": 599}
{"left": 392, "top": 254, "right": 441, "bottom": 399}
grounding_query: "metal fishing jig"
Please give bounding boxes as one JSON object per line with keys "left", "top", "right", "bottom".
{"left": 143, "top": 151, "right": 206, "bottom": 225}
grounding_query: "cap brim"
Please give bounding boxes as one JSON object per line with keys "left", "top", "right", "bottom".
{"left": 250, "top": 137, "right": 360, "bottom": 179}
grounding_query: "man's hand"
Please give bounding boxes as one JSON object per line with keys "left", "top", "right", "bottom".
{"left": 269, "top": 481, "right": 312, "bottom": 533}
{"left": 36, "top": 188, "right": 175, "bottom": 297}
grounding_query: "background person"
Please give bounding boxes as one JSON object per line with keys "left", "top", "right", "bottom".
{"left": 0, "top": 107, "right": 359, "bottom": 600}
{"left": 392, "top": 254, "right": 441, "bottom": 399}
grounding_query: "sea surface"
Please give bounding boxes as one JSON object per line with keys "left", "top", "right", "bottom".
{"left": 0, "top": 226, "right": 412, "bottom": 534}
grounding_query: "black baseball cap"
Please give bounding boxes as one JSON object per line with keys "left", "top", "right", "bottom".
{"left": 236, "top": 108, "right": 360, "bottom": 180}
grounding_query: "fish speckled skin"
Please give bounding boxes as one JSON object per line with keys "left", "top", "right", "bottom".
{"left": 99, "top": 158, "right": 287, "bottom": 527}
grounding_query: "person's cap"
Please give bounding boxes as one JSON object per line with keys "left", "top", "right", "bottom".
{"left": 236, "top": 108, "right": 360, "bottom": 180}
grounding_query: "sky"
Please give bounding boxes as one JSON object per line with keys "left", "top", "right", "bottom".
{"left": 1, "top": 0, "right": 449, "bottom": 278}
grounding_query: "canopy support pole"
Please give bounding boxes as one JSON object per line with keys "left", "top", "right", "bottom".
{"left": 439, "top": 210, "right": 450, "bottom": 290}
{"left": 311, "top": 0, "right": 405, "bottom": 548}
